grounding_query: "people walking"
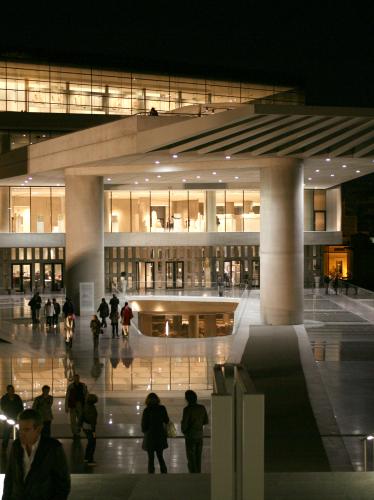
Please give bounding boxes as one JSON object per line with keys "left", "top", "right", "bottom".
{"left": 323, "top": 274, "right": 330, "bottom": 295}
{"left": 44, "top": 299, "right": 54, "bottom": 329}
{"left": 110, "top": 309, "right": 120, "bottom": 338}
{"left": 149, "top": 107, "right": 158, "bottom": 116}
{"left": 97, "top": 298, "right": 109, "bottom": 328}
{"left": 28, "top": 292, "right": 42, "bottom": 324}
{"left": 64, "top": 313, "right": 75, "bottom": 348}
{"left": 141, "top": 392, "right": 169, "bottom": 474}
{"left": 62, "top": 297, "right": 74, "bottom": 318}
{"left": 90, "top": 314, "right": 102, "bottom": 350}
{"left": 65, "top": 374, "right": 88, "bottom": 438}
{"left": 1, "top": 385, "right": 24, "bottom": 450}
{"left": 52, "top": 298, "right": 61, "bottom": 327}
{"left": 120, "top": 301, "right": 133, "bottom": 337}
{"left": 32, "top": 385, "right": 53, "bottom": 437}
{"left": 2, "top": 409, "right": 70, "bottom": 500}
{"left": 109, "top": 294, "right": 119, "bottom": 313}
{"left": 181, "top": 390, "right": 209, "bottom": 473}
{"left": 81, "top": 394, "right": 98, "bottom": 466}
{"left": 332, "top": 274, "right": 339, "bottom": 295}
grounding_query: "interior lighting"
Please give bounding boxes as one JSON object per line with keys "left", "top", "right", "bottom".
{"left": 218, "top": 179, "right": 223, "bottom": 183}
{"left": 0, "top": 414, "right": 7, "bottom": 421}
{"left": 330, "top": 174, "right": 335, "bottom": 177}
{"left": 356, "top": 170, "right": 361, "bottom": 173}
{"left": 182, "top": 179, "right": 187, "bottom": 183}
{"left": 25, "top": 180, "right": 28, "bottom": 183}
{"left": 212, "top": 172, "right": 217, "bottom": 175}
{"left": 155, "top": 160, "right": 160, "bottom": 164}
{"left": 134, "top": 181, "right": 139, "bottom": 184}
{"left": 172, "top": 154, "right": 178, "bottom": 158}
{"left": 235, "top": 176, "right": 239, "bottom": 179}
{"left": 196, "top": 175, "right": 201, "bottom": 179}
{"left": 157, "top": 175, "right": 161, "bottom": 178}
{"left": 225, "top": 155, "right": 231, "bottom": 160}
{"left": 28, "top": 177, "right": 32, "bottom": 180}
{"left": 325, "top": 158, "right": 331, "bottom": 162}
{"left": 42, "top": 134, "right": 46, "bottom": 138}
{"left": 107, "top": 178, "right": 111, "bottom": 181}
{"left": 367, "top": 435, "right": 374, "bottom": 440}
{"left": 6, "top": 419, "right": 15, "bottom": 426}
{"left": 315, "top": 169, "right": 320, "bottom": 172}
{"left": 308, "top": 177, "right": 312, "bottom": 181}
{"left": 145, "top": 178, "right": 149, "bottom": 182}
{"left": 22, "top": 134, "right": 26, "bottom": 137}
{"left": 342, "top": 164, "right": 347, "bottom": 168}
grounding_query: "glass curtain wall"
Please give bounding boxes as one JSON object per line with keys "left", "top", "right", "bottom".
{"left": 0, "top": 61, "right": 299, "bottom": 115}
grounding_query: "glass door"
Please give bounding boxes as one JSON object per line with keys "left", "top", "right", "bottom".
{"left": 43, "top": 263, "right": 63, "bottom": 292}
{"left": 224, "top": 260, "right": 242, "bottom": 286}
{"left": 11, "top": 265, "right": 21, "bottom": 290}
{"left": 165, "top": 261, "right": 184, "bottom": 289}
{"left": 145, "top": 262, "right": 155, "bottom": 289}
{"left": 43, "top": 264, "right": 53, "bottom": 292}
{"left": 12, "top": 264, "right": 31, "bottom": 292}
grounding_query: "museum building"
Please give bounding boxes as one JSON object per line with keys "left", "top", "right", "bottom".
{"left": 0, "top": 58, "right": 373, "bottom": 323}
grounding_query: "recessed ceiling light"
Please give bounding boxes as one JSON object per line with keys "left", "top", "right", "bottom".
{"left": 134, "top": 181, "right": 139, "bottom": 184}
{"left": 330, "top": 174, "right": 335, "bottom": 177}
{"left": 196, "top": 175, "right": 200, "bottom": 179}
{"left": 145, "top": 178, "right": 149, "bottom": 182}
{"left": 21, "top": 183, "right": 24, "bottom": 186}
{"left": 56, "top": 184, "right": 60, "bottom": 186}
{"left": 342, "top": 164, "right": 347, "bottom": 168}
{"left": 157, "top": 175, "right": 161, "bottom": 178}
{"left": 30, "top": 142, "right": 33, "bottom": 145}
{"left": 182, "top": 179, "right": 187, "bottom": 183}
{"left": 315, "top": 169, "right": 320, "bottom": 173}
{"left": 172, "top": 154, "right": 178, "bottom": 159}
{"left": 326, "top": 158, "right": 331, "bottom": 162}
{"left": 308, "top": 177, "right": 312, "bottom": 180}
{"left": 356, "top": 170, "right": 361, "bottom": 173}
{"left": 42, "top": 134, "right": 46, "bottom": 138}
{"left": 25, "top": 180, "right": 28, "bottom": 183}
{"left": 218, "top": 179, "right": 222, "bottom": 183}
{"left": 107, "top": 178, "right": 111, "bottom": 181}
{"left": 212, "top": 172, "right": 217, "bottom": 175}
{"left": 225, "top": 155, "right": 231, "bottom": 160}
{"left": 22, "top": 134, "right": 26, "bottom": 137}
{"left": 28, "top": 177, "right": 32, "bottom": 180}
{"left": 235, "top": 176, "right": 239, "bottom": 179}
{"left": 155, "top": 160, "right": 160, "bottom": 164}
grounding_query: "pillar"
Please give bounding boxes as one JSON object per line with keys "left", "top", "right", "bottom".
{"left": 206, "top": 191, "right": 217, "bottom": 232}
{"left": 0, "top": 187, "right": 10, "bottom": 232}
{"left": 188, "top": 315, "right": 199, "bottom": 338}
{"left": 260, "top": 160, "right": 304, "bottom": 325}
{"left": 65, "top": 175, "right": 104, "bottom": 314}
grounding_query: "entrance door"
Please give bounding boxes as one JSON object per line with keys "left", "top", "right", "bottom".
{"left": 43, "top": 263, "right": 63, "bottom": 292}
{"left": 224, "top": 260, "right": 242, "bottom": 286}
{"left": 165, "top": 261, "right": 184, "bottom": 289}
{"left": 136, "top": 262, "right": 155, "bottom": 290}
{"left": 12, "top": 264, "right": 31, "bottom": 292}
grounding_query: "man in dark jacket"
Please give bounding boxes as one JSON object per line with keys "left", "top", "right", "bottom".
{"left": 28, "top": 292, "right": 42, "bottom": 324}
{"left": 1, "top": 385, "right": 24, "bottom": 450}
{"left": 2, "top": 408, "right": 70, "bottom": 500}
{"left": 62, "top": 297, "right": 74, "bottom": 318}
{"left": 97, "top": 298, "right": 109, "bottom": 328}
{"left": 181, "top": 390, "right": 209, "bottom": 473}
{"left": 65, "top": 374, "right": 88, "bottom": 437}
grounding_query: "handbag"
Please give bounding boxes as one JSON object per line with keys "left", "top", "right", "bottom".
{"left": 166, "top": 421, "right": 177, "bottom": 438}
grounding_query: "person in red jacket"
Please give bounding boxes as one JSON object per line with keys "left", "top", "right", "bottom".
{"left": 120, "top": 302, "right": 133, "bottom": 338}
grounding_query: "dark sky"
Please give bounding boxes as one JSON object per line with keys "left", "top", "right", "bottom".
{"left": 1, "top": 1, "right": 374, "bottom": 106}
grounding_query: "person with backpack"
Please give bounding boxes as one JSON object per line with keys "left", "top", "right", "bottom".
{"left": 97, "top": 298, "right": 109, "bottom": 328}
{"left": 120, "top": 301, "right": 133, "bottom": 338}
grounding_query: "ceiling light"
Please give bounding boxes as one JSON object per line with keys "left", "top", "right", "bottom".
{"left": 42, "top": 134, "right": 46, "bottom": 138}
{"left": 342, "top": 164, "right": 347, "bottom": 168}
{"left": 134, "top": 181, "right": 139, "bottom": 184}
{"left": 30, "top": 142, "right": 33, "bottom": 145}
{"left": 225, "top": 155, "right": 231, "bottom": 160}
{"left": 212, "top": 172, "right": 217, "bottom": 175}
{"left": 218, "top": 179, "right": 222, "bottom": 183}
{"left": 155, "top": 160, "right": 160, "bottom": 164}
{"left": 196, "top": 175, "right": 200, "bottom": 179}
{"left": 21, "top": 183, "right": 24, "bottom": 186}
{"left": 235, "top": 176, "right": 239, "bottom": 179}
{"left": 22, "top": 134, "right": 26, "bottom": 137}
{"left": 145, "top": 178, "right": 149, "bottom": 182}
{"left": 315, "top": 169, "right": 320, "bottom": 173}
{"left": 325, "top": 158, "right": 331, "bottom": 162}
{"left": 157, "top": 175, "right": 161, "bottom": 178}
{"left": 25, "top": 180, "right": 28, "bottom": 183}
{"left": 356, "top": 170, "right": 361, "bottom": 173}
{"left": 182, "top": 179, "right": 187, "bottom": 183}
{"left": 172, "top": 154, "right": 178, "bottom": 159}
{"left": 308, "top": 177, "right": 312, "bottom": 181}
{"left": 56, "top": 184, "right": 60, "bottom": 186}
{"left": 330, "top": 174, "right": 335, "bottom": 177}
{"left": 107, "top": 178, "right": 111, "bottom": 181}
{"left": 28, "top": 177, "right": 32, "bottom": 180}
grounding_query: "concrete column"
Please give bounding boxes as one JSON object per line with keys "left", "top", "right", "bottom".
{"left": 188, "top": 315, "right": 199, "bottom": 338}
{"left": 260, "top": 159, "right": 304, "bottom": 325}
{"left": 304, "top": 189, "right": 314, "bottom": 231}
{"left": 326, "top": 186, "right": 341, "bottom": 231}
{"left": 205, "top": 314, "right": 217, "bottom": 337}
{"left": 0, "top": 187, "right": 10, "bottom": 232}
{"left": 206, "top": 191, "right": 217, "bottom": 232}
{"left": 65, "top": 175, "right": 104, "bottom": 314}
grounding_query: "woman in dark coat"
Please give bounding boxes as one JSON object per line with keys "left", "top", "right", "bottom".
{"left": 141, "top": 392, "right": 169, "bottom": 473}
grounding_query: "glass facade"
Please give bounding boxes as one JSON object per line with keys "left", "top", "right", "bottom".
{"left": 0, "top": 61, "right": 302, "bottom": 116}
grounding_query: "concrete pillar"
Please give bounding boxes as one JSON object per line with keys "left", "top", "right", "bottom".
{"left": 260, "top": 159, "right": 304, "bottom": 325}
{"left": 304, "top": 189, "right": 314, "bottom": 231}
{"left": 0, "top": 187, "right": 10, "bottom": 232}
{"left": 326, "top": 186, "right": 341, "bottom": 231}
{"left": 188, "top": 315, "right": 199, "bottom": 338}
{"left": 206, "top": 191, "right": 217, "bottom": 232}
{"left": 65, "top": 175, "right": 104, "bottom": 314}
{"left": 205, "top": 314, "right": 217, "bottom": 337}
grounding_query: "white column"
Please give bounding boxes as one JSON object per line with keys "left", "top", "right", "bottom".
{"left": 65, "top": 175, "right": 104, "bottom": 314}
{"left": 260, "top": 159, "right": 304, "bottom": 325}
{"left": 206, "top": 191, "right": 217, "bottom": 232}
{"left": 0, "top": 187, "right": 9, "bottom": 232}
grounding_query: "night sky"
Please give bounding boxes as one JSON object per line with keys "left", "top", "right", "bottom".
{"left": 1, "top": 2, "right": 374, "bottom": 107}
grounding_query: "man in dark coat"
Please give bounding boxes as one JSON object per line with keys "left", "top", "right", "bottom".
{"left": 181, "top": 390, "right": 209, "bottom": 473}
{"left": 97, "top": 298, "right": 109, "bottom": 328}
{"left": 28, "top": 292, "right": 42, "bottom": 324}
{"left": 2, "top": 408, "right": 70, "bottom": 500}
{"left": 1, "top": 385, "right": 24, "bottom": 450}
